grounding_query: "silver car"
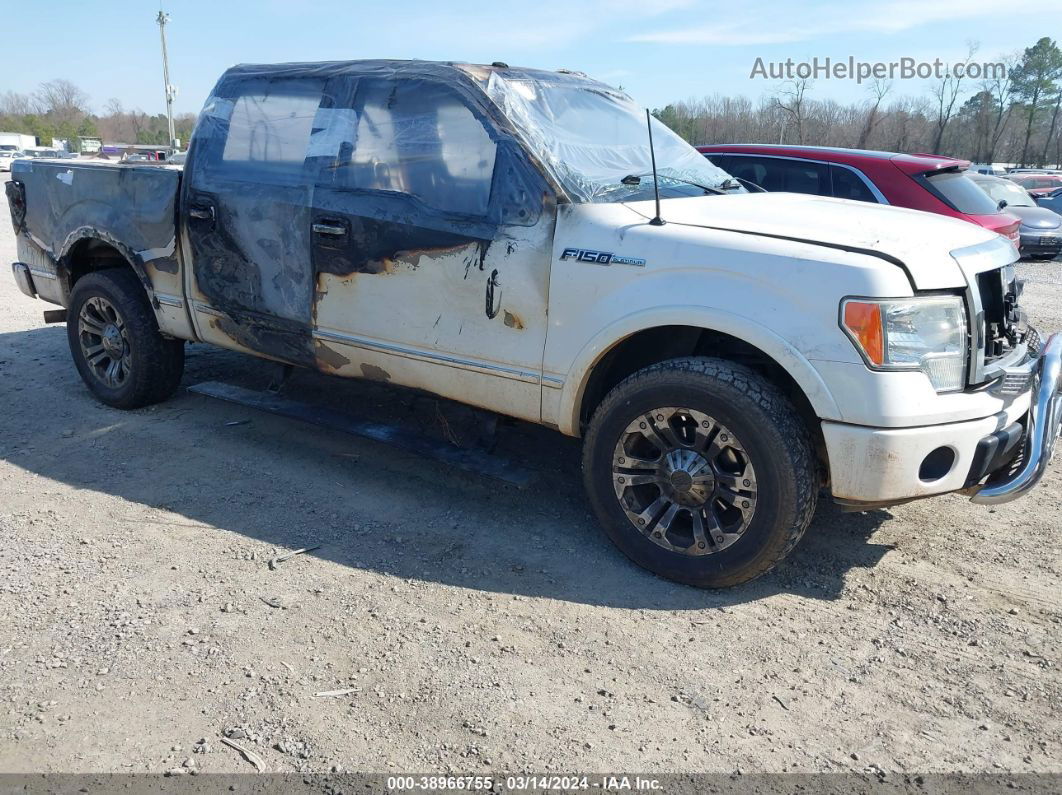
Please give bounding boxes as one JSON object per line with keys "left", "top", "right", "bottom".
{"left": 969, "top": 173, "right": 1062, "bottom": 260}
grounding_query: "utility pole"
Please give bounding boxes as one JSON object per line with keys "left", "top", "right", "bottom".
{"left": 156, "top": 9, "right": 178, "bottom": 151}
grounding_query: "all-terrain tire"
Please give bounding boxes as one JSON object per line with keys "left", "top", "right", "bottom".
{"left": 66, "top": 269, "right": 184, "bottom": 409}
{"left": 582, "top": 356, "right": 818, "bottom": 588}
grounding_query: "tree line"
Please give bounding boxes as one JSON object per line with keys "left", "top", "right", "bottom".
{"left": 2, "top": 37, "right": 1060, "bottom": 165}
{"left": 0, "top": 78, "right": 196, "bottom": 150}
{"left": 655, "top": 37, "right": 1062, "bottom": 167}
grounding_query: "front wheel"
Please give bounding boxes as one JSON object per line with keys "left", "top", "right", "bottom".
{"left": 582, "top": 357, "right": 819, "bottom": 588}
{"left": 66, "top": 269, "right": 185, "bottom": 409}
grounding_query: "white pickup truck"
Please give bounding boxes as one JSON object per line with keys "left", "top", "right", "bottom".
{"left": 8, "top": 60, "right": 1061, "bottom": 587}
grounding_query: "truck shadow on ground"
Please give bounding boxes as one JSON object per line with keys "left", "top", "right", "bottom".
{"left": 0, "top": 326, "right": 894, "bottom": 609}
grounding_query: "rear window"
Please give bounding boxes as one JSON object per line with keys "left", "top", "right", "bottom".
{"left": 830, "top": 165, "right": 878, "bottom": 203}
{"left": 1013, "top": 176, "right": 1060, "bottom": 189}
{"left": 223, "top": 92, "right": 320, "bottom": 171}
{"left": 925, "top": 171, "right": 999, "bottom": 215}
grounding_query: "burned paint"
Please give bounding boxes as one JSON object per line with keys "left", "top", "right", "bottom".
{"left": 211, "top": 310, "right": 316, "bottom": 368}
{"left": 187, "top": 191, "right": 312, "bottom": 326}
{"left": 313, "top": 215, "right": 491, "bottom": 278}
{"left": 485, "top": 269, "right": 501, "bottom": 320}
{"left": 150, "top": 255, "right": 180, "bottom": 275}
{"left": 503, "top": 311, "right": 524, "bottom": 330}
{"left": 314, "top": 340, "right": 352, "bottom": 371}
{"left": 463, "top": 240, "right": 495, "bottom": 280}
{"left": 360, "top": 363, "right": 391, "bottom": 382}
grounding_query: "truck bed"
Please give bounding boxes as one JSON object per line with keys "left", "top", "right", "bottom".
{"left": 11, "top": 158, "right": 181, "bottom": 308}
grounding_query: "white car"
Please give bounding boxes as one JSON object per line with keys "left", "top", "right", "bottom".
{"left": 0, "top": 150, "right": 24, "bottom": 172}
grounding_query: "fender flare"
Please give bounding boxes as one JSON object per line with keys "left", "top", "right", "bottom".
{"left": 557, "top": 305, "right": 842, "bottom": 436}
{"left": 58, "top": 225, "right": 158, "bottom": 307}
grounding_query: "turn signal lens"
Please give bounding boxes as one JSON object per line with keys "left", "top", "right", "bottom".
{"left": 840, "top": 296, "right": 968, "bottom": 393}
{"left": 842, "top": 301, "right": 884, "bottom": 365}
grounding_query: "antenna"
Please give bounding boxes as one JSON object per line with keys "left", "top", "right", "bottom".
{"left": 646, "top": 109, "right": 664, "bottom": 226}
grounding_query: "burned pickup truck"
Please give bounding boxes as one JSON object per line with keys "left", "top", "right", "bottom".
{"left": 8, "top": 60, "right": 1061, "bottom": 588}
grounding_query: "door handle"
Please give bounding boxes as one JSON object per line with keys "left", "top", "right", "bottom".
{"left": 189, "top": 204, "right": 215, "bottom": 221}
{"left": 313, "top": 221, "right": 347, "bottom": 237}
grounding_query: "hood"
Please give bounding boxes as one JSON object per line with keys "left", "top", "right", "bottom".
{"left": 1008, "top": 204, "right": 1062, "bottom": 230}
{"left": 621, "top": 192, "right": 1014, "bottom": 290}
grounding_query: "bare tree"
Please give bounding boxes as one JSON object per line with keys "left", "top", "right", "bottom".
{"left": 34, "top": 79, "right": 91, "bottom": 127}
{"left": 857, "top": 79, "right": 892, "bottom": 149}
{"left": 981, "top": 51, "right": 1019, "bottom": 162}
{"left": 773, "top": 78, "right": 811, "bottom": 144}
{"left": 929, "top": 42, "right": 978, "bottom": 154}
{"left": 0, "top": 90, "right": 40, "bottom": 117}
{"left": 1040, "top": 86, "right": 1062, "bottom": 166}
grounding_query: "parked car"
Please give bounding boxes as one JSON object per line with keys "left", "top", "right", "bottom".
{"left": 698, "top": 144, "right": 1021, "bottom": 247}
{"left": 8, "top": 60, "right": 1060, "bottom": 588}
{"left": 0, "top": 151, "right": 24, "bottom": 172}
{"left": 967, "top": 173, "right": 1061, "bottom": 260}
{"left": 1037, "top": 187, "right": 1062, "bottom": 215}
{"left": 971, "top": 162, "right": 1009, "bottom": 176}
{"left": 1006, "top": 173, "right": 1062, "bottom": 198}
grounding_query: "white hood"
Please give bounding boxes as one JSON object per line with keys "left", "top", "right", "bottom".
{"left": 622, "top": 192, "right": 1017, "bottom": 290}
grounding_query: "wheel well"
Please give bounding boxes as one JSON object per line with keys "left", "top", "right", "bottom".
{"left": 63, "top": 239, "right": 134, "bottom": 293}
{"left": 578, "top": 325, "right": 828, "bottom": 481}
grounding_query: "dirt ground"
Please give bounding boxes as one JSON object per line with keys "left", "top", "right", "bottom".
{"left": 0, "top": 183, "right": 1060, "bottom": 779}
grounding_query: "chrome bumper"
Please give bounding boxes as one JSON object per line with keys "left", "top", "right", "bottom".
{"left": 12, "top": 262, "right": 36, "bottom": 298}
{"left": 972, "top": 333, "right": 1062, "bottom": 504}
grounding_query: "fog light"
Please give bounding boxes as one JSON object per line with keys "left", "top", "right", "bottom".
{"left": 919, "top": 446, "right": 956, "bottom": 482}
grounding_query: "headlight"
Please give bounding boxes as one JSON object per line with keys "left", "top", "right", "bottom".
{"left": 841, "top": 296, "right": 968, "bottom": 393}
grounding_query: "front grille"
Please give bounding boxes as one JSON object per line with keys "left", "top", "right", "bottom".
{"left": 976, "top": 267, "right": 1024, "bottom": 365}
{"left": 996, "top": 370, "right": 1034, "bottom": 396}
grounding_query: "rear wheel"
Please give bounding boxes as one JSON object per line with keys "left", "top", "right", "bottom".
{"left": 582, "top": 357, "right": 818, "bottom": 588}
{"left": 67, "top": 269, "right": 184, "bottom": 409}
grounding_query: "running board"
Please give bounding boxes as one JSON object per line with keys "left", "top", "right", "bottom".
{"left": 187, "top": 381, "right": 536, "bottom": 489}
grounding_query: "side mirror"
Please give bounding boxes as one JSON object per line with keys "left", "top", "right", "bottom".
{"left": 997, "top": 199, "right": 1008, "bottom": 210}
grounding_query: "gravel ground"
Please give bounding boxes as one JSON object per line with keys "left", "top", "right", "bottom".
{"left": 0, "top": 183, "right": 1059, "bottom": 778}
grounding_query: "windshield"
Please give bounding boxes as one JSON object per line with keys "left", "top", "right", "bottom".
{"left": 484, "top": 72, "right": 736, "bottom": 203}
{"left": 976, "top": 178, "right": 1035, "bottom": 208}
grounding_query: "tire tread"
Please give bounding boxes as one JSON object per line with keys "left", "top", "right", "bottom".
{"left": 582, "top": 356, "right": 818, "bottom": 587}
{"left": 67, "top": 269, "right": 184, "bottom": 409}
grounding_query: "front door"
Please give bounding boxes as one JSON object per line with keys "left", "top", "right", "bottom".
{"left": 306, "top": 74, "right": 556, "bottom": 423}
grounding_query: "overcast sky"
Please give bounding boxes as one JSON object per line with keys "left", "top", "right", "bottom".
{"left": 2, "top": 0, "right": 1055, "bottom": 117}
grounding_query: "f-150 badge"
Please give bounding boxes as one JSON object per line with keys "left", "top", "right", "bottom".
{"left": 560, "top": 247, "right": 646, "bottom": 267}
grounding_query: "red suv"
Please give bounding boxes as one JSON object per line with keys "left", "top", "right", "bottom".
{"left": 697, "top": 144, "right": 1021, "bottom": 246}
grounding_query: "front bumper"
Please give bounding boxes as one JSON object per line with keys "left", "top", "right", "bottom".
{"left": 971, "top": 333, "right": 1062, "bottom": 503}
{"left": 823, "top": 333, "right": 1062, "bottom": 505}
{"left": 1019, "top": 231, "right": 1062, "bottom": 257}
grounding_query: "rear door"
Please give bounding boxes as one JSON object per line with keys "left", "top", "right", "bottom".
{"left": 182, "top": 75, "right": 331, "bottom": 365}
